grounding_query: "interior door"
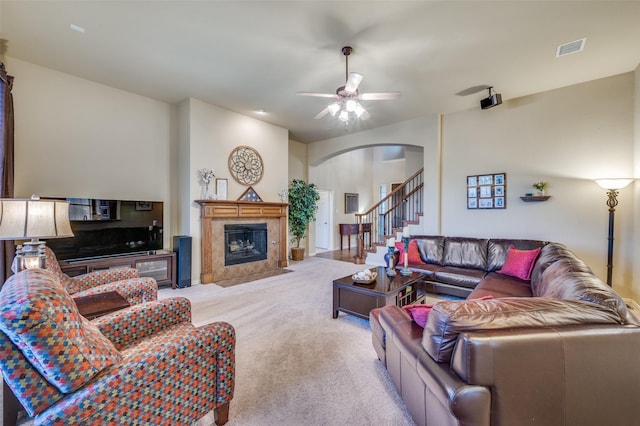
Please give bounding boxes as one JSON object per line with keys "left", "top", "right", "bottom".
{"left": 315, "top": 190, "right": 331, "bottom": 249}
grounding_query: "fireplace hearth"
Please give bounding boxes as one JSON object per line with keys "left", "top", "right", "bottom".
{"left": 224, "top": 223, "right": 267, "bottom": 266}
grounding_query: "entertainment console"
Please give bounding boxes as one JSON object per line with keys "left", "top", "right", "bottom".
{"left": 59, "top": 251, "right": 177, "bottom": 288}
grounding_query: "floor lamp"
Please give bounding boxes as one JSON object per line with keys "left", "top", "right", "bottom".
{"left": 594, "top": 178, "right": 633, "bottom": 286}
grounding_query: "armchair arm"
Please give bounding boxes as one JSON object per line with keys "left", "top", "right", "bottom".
{"left": 68, "top": 268, "right": 140, "bottom": 294}
{"left": 37, "top": 321, "right": 236, "bottom": 424}
{"left": 72, "top": 277, "right": 158, "bottom": 305}
{"left": 92, "top": 297, "right": 191, "bottom": 350}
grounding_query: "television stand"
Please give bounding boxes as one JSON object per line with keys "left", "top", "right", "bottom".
{"left": 60, "top": 251, "right": 177, "bottom": 288}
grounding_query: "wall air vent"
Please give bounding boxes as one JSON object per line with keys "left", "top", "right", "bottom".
{"left": 556, "top": 38, "right": 586, "bottom": 57}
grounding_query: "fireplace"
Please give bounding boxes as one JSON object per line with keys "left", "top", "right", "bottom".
{"left": 224, "top": 223, "right": 268, "bottom": 266}
{"left": 197, "top": 200, "right": 287, "bottom": 284}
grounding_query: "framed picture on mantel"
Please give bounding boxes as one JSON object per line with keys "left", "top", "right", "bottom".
{"left": 216, "top": 178, "right": 228, "bottom": 200}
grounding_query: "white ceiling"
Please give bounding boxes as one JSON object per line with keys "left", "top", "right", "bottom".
{"left": 1, "top": 1, "right": 639, "bottom": 143}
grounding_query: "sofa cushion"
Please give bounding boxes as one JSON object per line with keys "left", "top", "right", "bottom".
{"left": 406, "top": 263, "right": 440, "bottom": 278}
{"left": 535, "top": 260, "right": 629, "bottom": 321}
{"left": 487, "top": 239, "right": 547, "bottom": 272}
{"left": 395, "top": 241, "right": 405, "bottom": 264}
{"left": 422, "top": 297, "right": 625, "bottom": 363}
{"left": 468, "top": 272, "right": 533, "bottom": 299}
{"left": 443, "top": 237, "right": 489, "bottom": 270}
{"left": 529, "top": 242, "right": 587, "bottom": 287}
{"left": 0, "top": 269, "right": 123, "bottom": 393}
{"left": 407, "top": 240, "right": 424, "bottom": 264}
{"left": 434, "top": 266, "right": 486, "bottom": 289}
{"left": 497, "top": 245, "right": 541, "bottom": 281}
{"left": 415, "top": 236, "right": 445, "bottom": 265}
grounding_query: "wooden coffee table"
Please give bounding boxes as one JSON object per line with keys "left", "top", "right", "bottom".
{"left": 332, "top": 266, "right": 426, "bottom": 319}
{"left": 74, "top": 291, "right": 130, "bottom": 319}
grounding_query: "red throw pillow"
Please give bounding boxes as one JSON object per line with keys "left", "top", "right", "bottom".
{"left": 407, "top": 240, "right": 425, "bottom": 264}
{"left": 497, "top": 245, "right": 541, "bottom": 281}
{"left": 403, "top": 295, "right": 494, "bottom": 328}
{"left": 395, "top": 242, "right": 405, "bottom": 263}
{"left": 402, "top": 304, "right": 433, "bottom": 327}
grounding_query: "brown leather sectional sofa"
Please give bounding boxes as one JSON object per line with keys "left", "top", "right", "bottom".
{"left": 370, "top": 236, "right": 640, "bottom": 425}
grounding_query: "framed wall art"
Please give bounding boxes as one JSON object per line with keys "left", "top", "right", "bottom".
{"left": 228, "top": 145, "right": 264, "bottom": 186}
{"left": 345, "top": 193, "right": 359, "bottom": 213}
{"left": 467, "top": 173, "right": 507, "bottom": 209}
{"left": 216, "top": 178, "right": 228, "bottom": 200}
{"left": 135, "top": 201, "right": 152, "bottom": 211}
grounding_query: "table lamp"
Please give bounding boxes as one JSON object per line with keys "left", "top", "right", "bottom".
{"left": 0, "top": 195, "right": 74, "bottom": 271}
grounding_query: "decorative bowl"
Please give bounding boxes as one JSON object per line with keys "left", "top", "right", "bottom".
{"left": 352, "top": 270, "right": 377, "bottom": 284}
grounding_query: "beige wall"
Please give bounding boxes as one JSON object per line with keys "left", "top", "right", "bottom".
{"left": 7, "top": 56, "right": 176, "bottom": 248}
{"left": 8, "top": 55, "right": 639, "bottom": 298}
{"left": 634, "top": 63, "right": 640, "bottom": 302}
{"left": 307, "top": 73, "right": 637, "bottom": 300}
{"left": 8, "top": 57, "right": 290, "bottom": 284}
{"left": 288, "top": 139, "right": 307, "bottom": 182}
{"left": 182, "top": 98, "right": 289, "bottom": 283}
{"left": 307, "top": 115, "right": 441, "bottom": 233}
{"left": 442, "top": 73, "right": 635, "bottom": 297}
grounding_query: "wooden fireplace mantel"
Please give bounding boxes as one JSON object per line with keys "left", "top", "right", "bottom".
{"left": 196, "top": 200, "right": 289, "bottom": 283}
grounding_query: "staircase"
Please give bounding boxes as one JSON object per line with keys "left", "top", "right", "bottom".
{"left": 353, "top": 168, "right": 424, "bottom": 264}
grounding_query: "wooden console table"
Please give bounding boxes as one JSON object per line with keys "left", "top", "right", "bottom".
{"left": 60, "top": 251, "right": 177, "bottom": 288}
{"left": 339, "top": 223, "right": 372, "bottom": 250}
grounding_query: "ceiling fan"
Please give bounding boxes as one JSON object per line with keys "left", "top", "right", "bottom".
{"left": 297, "top": 46, "right": 400, "bottom": 122}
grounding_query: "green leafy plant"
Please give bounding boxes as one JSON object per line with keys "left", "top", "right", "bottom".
{"left": 532, "top": 181, "right": 548, "bottom": 192}
{"left": 288, "top": 179, "right": 320, "bottom": 248}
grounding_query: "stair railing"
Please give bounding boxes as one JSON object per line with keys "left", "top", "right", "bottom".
{"left": 353, "top": 168, "right": 423, "bottom": 261}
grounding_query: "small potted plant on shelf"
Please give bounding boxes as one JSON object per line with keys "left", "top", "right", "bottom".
{"left": 288, "top": 179, "right": 320, "bottom": 261}
{"left": 532, "top": 181, "right": 548, "bottom": 196}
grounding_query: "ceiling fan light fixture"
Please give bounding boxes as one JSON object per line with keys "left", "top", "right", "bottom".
{"left": 338, "top": 110, "right": 349, "bottom": 122}
{"left": 328, "top": 102, "right": 340, "bottom": 116}
{"left": 345, "top": 100, "right": 357, "bottom": 112}
{"left": 354, "top": 103, "right": 366, "bottom": 118}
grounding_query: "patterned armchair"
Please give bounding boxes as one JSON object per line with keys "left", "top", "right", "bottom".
{"left": 12, "top": 246, "right": 157, "bottom": 305}
{"left": 0, "top": 269, "right": 236, "bottom": 425}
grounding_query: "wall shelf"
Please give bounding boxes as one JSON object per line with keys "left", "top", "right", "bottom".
{"left": 520, "top": 196, "right": 551, "bottom": 202}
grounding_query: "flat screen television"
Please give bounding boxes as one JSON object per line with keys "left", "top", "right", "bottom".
{"left": 45, "top": 198, "right": 164, "bottom": 261}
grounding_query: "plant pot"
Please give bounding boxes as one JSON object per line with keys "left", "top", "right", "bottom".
{"left": 291, "top": 247, "right": 305, "bottom": 261}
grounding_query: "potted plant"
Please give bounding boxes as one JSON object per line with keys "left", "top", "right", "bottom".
{"left": 532, "top": 181, "right": 548, "bottom": 196}
{"left": 288, "top": 179, "right": 320, "bottom": 261}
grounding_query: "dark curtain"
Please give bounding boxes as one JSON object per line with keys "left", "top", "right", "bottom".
{"left": 0, "top": 62, "right": 15, "bottom": 284}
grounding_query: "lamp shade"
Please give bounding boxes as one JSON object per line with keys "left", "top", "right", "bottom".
{"left": 0, "top": 198, "right": 74, "bottom": 240}
{"left": 595, "top": 178, "right": 634, "bottom": 190}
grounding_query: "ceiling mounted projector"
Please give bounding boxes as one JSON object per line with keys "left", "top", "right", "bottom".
{"left": 480, "top": 87, "right": 502, "bottom": 110}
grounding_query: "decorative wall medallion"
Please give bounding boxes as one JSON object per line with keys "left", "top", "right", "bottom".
{"left": 228, "top": 146, "right": 264, "bottom": 186}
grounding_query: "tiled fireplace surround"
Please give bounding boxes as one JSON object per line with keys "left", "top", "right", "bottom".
{"left": 196, "top": 200, "right": 288, "bottom": 283}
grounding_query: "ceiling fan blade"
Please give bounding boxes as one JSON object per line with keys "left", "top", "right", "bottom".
{"left": 344, "top": 72, "right": 363, "bottom": 93}
{"left": 314, "top": 106, "right": 331, "bottom": 119}
{"left": 359, "top": 92, "right": 401, "bottom": 101}
{"left": 297, "top": 92, "right": 339, "bottom": 98}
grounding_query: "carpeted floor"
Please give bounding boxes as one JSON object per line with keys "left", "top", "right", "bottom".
{"left": 214, "top": 268, "right": 292, "bottom": 288}
{"left": 160, "top": 256, "right": 416, "bottom": 426}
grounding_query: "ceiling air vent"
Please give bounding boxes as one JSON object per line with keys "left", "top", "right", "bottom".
{"left": 556, "top": 38, "right": 586, "bottom": 57}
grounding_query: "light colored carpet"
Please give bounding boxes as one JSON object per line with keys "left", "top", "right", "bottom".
{"left": 160, "top": 256, "right": 416, "bottom": 426}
